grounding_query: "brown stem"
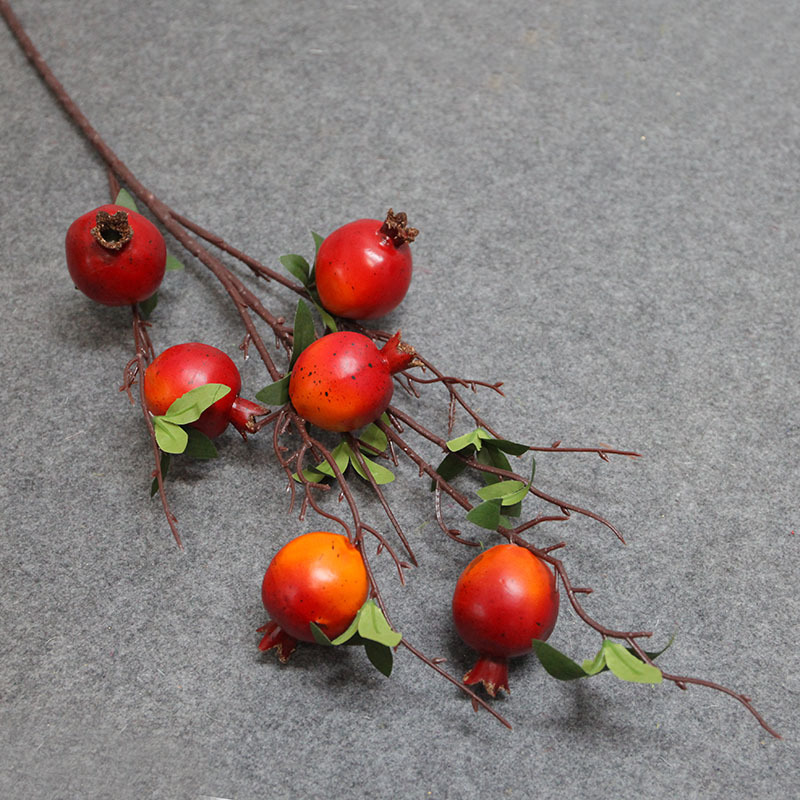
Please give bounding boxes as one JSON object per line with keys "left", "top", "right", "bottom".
{"left": 127, "top": 305, "right": 181, "bottom": 547}
{"left": 345, "top": 434, "right": 418, "bottom": 566}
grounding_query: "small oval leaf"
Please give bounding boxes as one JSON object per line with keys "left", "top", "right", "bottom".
{"left": 315, "top": 302, "right": 338, "bottom": 333}
{"left": 356, "top": 600, "right": 402, "bottom": 648}
{"left": 153, "top": 417, "right": 188, "bottom": 454}
{"left": 602, "top": 640, "right": 663, "bottom": 684}
{"left": 357, "top": 423, "right": 388, "bottom": 455}
{"left": 138, "top": 292, "right": 158, "bottom": 319}
{"left": 309, "top": 622, "right": 333, "bottom": 646}
{"left": 330, "top": 612, "right": 361, "bottom": 646}
{"left": 313, "top": 441, "right": 351, "bottom": 478}
{"left": 183, "top": 428, "right": 219, "bottom": 459}
{"left": 363, "top": 640, "right": 394, "bottom": 677}
{"left": 430, "top": 451, "right": 469, "bottom": 490}
{"left": 255, "top": 374, "right": 290, "bottom": 406}
{"left": 163, "top": 383, "right": 231, "bottom": 425}
{"left": 466, "top": 499, "right": 503, "bottom": 530}
{"left": 487, "top": 438, "right": 530, "bottom": 456}
{"left": 447, "top": 428, "right": 491, "bottom": 453}
{"left": 582, "top": 646, "right": 609, "bottom": 676}
{"left": 150, "top": 452, "right": 171, "bottom": 497}
{"left": 476, "top": 479, "right": 527, "bottom": 503}
{"left": 114, "top": 187, "right": 139, "bottom": 212}
{"left": 165, "top": 254, "right": 185, "bottom": 271}
{"left": 280, "top": 254, "right": 311, "bottom": 285}
{"left": 531, "top": 639, "right": 591, "bottom": 681}
{"left": 290, "top": 300, "right": 316, "bottom": 367}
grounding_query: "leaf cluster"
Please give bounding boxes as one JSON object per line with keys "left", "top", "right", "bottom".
{"left": 434, "top": 428, "right": 534, "bottom": 530}
{"left": 151, "top": 383, "right": 230, "bottom": 455}
{"left": 279, "top": 233, "right": 337, "bottom": 334}
{"left": 294, "top": 418, "right": 394, "bottom": 486}
{"left": 310, "top": 599, "right": 402, "bottom": 677}
{"left": 532, "top": 637, "right": 671, "bottom": 684}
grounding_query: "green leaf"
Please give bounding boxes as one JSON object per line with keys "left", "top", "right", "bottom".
{"left": 602, "top": 640, "right": 663, "bottom": 684}
{"left": 476, "top": 445, "right": 510, "bottom": 485}
{"left": 290, "top": 299, "right": 316, "bottom": 367}
{"left": 487, "top": 438, "right": 530, "bottom": 456}
{"left": 330, "top": 613, "right": 361, "bottom": 646}
{"left": 280, "top": 254, "right": 311, "bottom": 285}
{"left": 466, "top": 499, "right": 502, "bottom": 530}
{"left": 643, "top": 632, "right": 676, "bottom": 662}
{"left": 361, "top": 454, "right": 395, "bottom": 485}
{"left": 311, "top": 230, "right": 324, "bottom": 255}
{"left": 162, "top": 383, "right": 231, "bottom": 425}
{"left": 446, "top": 428, "right": 492, "bottom": 453}
{"left": 315, "top": 302, "right": 338, "bottom": 332}
{"left": 309, "top": 622, "right": 333, "bottom": 646}
{"left": 291, "top": 467, "right": 327, "bottom": 484}
{"left": 183, "top": 428, "right": 219, "bottom": 459}
{"left": 255, "top": 374, "right": 290, "bottom": 406}
{"left": 582, "top": 646, "right": 608, "bottom": 676}
{"left": 430, "top": 450, "right": 470, "bottom": 490}
{"left": 114, "top": 187, "right": 139, "bottom": 212}
{"left": 357, "top": 423, "right": 388, "bottom": 455}
{"left": 363, "top": 640, "right": 394, "bottom": 677}
{"left": 531, "top": 640, "right": 592, "bottom": 680}
{"left": 345, "top": 444, "right": 394, "bottom": 485}
{"left": 476, "top": 456, "right": 535, "bottom": 506}
{"left": 138, "top": 292, "right": 158, "bottom": 320}
{"left": 534, "top": 639, "right": 666, "bottom": 685}
{"left": 149, "top": 452, "right": 171, "bottom": 497}
{"left": 153, "top": 417, "right": 188, "bottom": 454}
{"left": 313, "top": 441, "right": 351, "bottom": 478}
{"left": 356, "top": 600, "right": 402, "bottom": 647}
{"left": 165, "top": 254, "right": 185, "bottom": 271}
{"left": 476, "top": 479, "right": 527, "bottom": 504}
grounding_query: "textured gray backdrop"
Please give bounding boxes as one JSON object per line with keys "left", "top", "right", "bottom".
{"left": 1, "top": 1, "right": 798, "bottom": 798}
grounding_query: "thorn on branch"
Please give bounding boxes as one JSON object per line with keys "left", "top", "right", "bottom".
{"left": 240, "top": 333, "right": 251, "bottom": 359}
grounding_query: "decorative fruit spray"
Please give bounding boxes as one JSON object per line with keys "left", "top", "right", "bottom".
{"left": 1, "top": 0, "right": 779, "bottom": 736}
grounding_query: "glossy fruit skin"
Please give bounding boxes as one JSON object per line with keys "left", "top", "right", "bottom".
{"left": 259, "top": 531, "right": 369, "bottom": 660}
{"left": 452, "top": 544, "right": 559, "bottom": 696}
{"left": 315, "top": 214, "right": 414, "bottom": 320}
{"left": 65, "top": 204, "right": 166, "bottom": 306}
{"left": 143, "top": 343, "right": 242, "bottom": 438}
{"left": 289, "top": 331, "right": 415, "bottom": 432}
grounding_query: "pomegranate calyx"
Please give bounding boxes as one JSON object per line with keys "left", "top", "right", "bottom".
{"left": 257, "top": 620, "right": 298, "bottom": 662}
{"left": 381, "top": 331, "right": 420, "bottom": 374}
{"left": 91, "top": 209, "right": 133, "bottom": 251}
{"left": 379, "top": 208, "right": 419, "bottom": 246}
{"left": 463, "top": 654, "right": 510, "bottom": 697}
{"left": 229, "top": 396, "right": 267, "bottom": 438}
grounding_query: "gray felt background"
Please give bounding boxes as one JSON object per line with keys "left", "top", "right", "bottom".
{"left": 1, "top": 0, "right": 798, "bottom": 798}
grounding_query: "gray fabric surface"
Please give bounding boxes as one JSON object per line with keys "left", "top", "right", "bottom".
{"left": 2, "top": 1, "right": 798, "bottom": 797}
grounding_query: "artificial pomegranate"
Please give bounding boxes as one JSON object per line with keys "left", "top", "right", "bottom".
{"left": 288, "top": 331, "right": 418, "bottom": 432}
{"left": 314, "top": 209, "right": 418, "bottom": 320}
{"left": 258, "top": 531, "right": 370, "bottom": 661}
{"left": 452, "top": 544, "right": 560, "bottom": 696}
{"left": 143, "top": 342, "right": 263, "bottom": 438}
{"left": 65, "top": 203, "right": 166, "bottom": 305}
